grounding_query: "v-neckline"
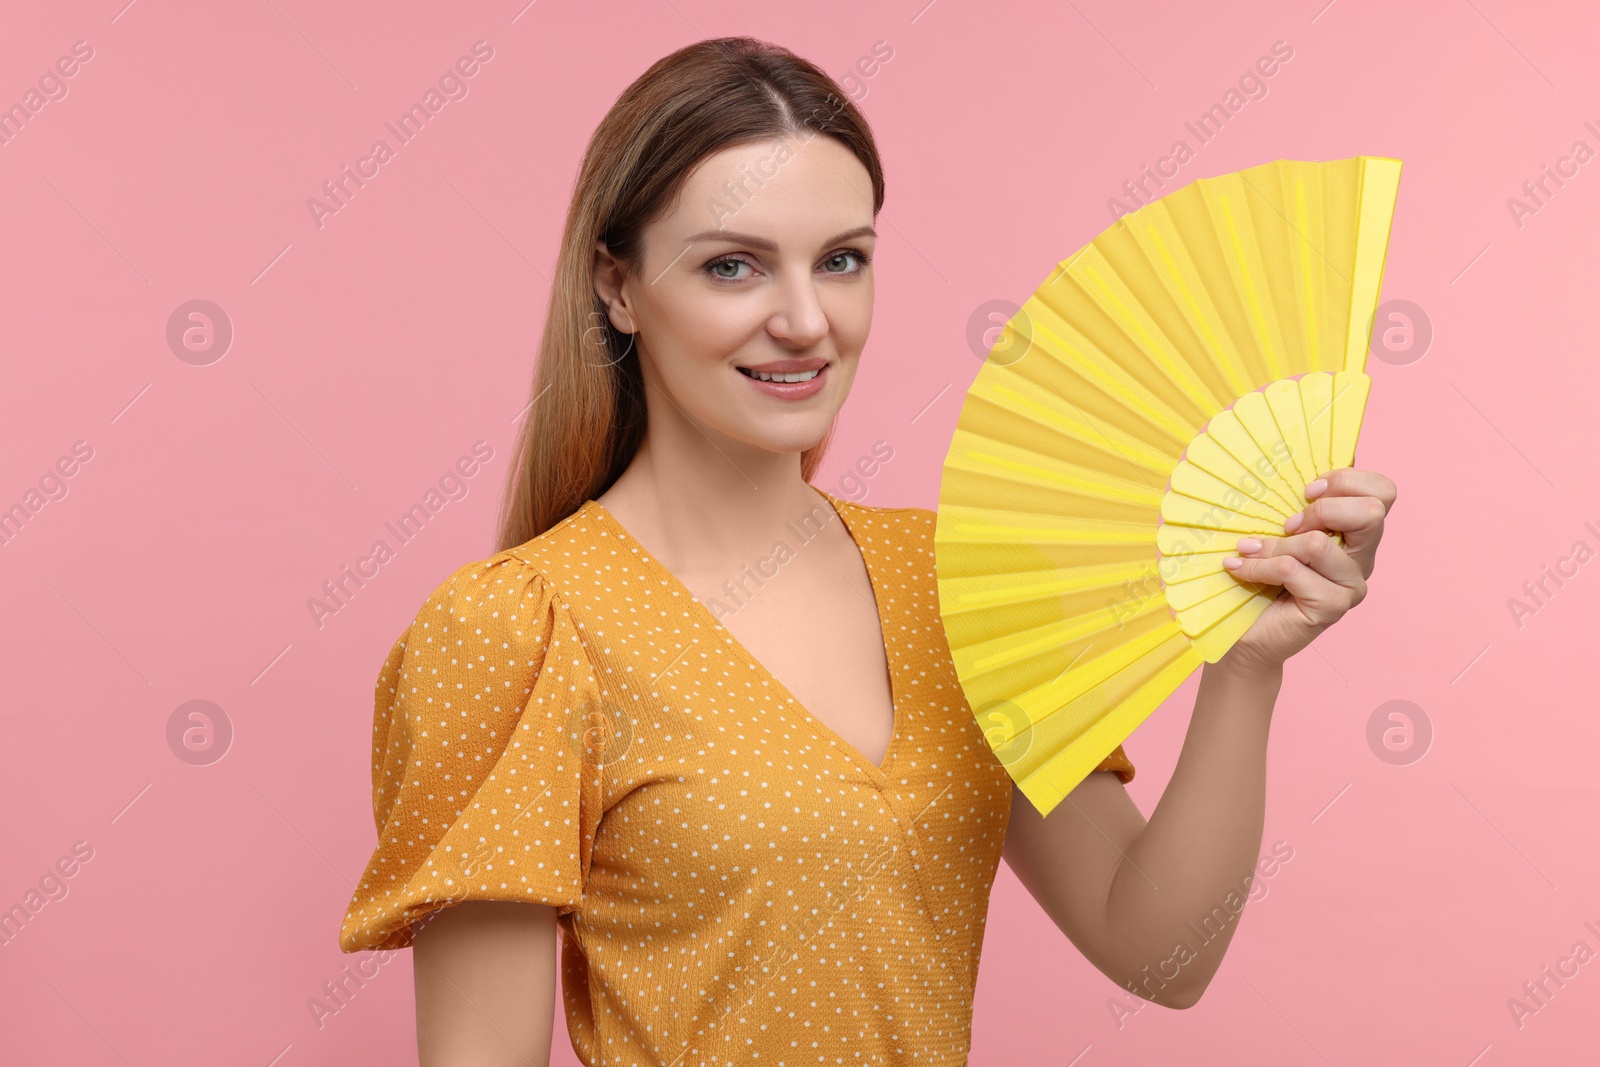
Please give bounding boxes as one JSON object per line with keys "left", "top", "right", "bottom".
{"left": 583, "top": 488, "right": 901, "bottom": 780}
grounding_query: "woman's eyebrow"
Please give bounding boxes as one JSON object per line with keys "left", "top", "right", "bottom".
{"left": 680, "top": 225, "right": 878, "bottom": 252}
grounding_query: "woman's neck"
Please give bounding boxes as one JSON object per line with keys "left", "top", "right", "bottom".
{"left": 594, "top": 435, "right": 833, "bottom": 584}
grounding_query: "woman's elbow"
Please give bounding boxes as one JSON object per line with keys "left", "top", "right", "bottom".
{"left": 1114, "top": 970, "right": 1210, "bottom": 1011}
{"left": 1164, "top": 979, "right": 1207, "bottom": 1010}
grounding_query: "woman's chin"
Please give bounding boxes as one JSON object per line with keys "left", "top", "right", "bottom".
{"left": 725, "top": 419, "right": 836, "bottom": 457}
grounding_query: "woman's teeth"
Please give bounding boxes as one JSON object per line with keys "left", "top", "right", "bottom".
{"left": 739, "top": 367, "right": 821, "bottom": 382}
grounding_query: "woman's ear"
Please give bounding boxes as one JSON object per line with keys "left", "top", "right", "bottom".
{"left": 593, "top": 241, "right": 636, "bottom": 334}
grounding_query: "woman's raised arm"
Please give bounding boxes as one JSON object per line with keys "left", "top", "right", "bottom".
{"left": 1002, "top": 657, "right": 1280, "bottom": 1008}
{"left": 1002, "top": 468, "right": 1395, "bottom": 1007}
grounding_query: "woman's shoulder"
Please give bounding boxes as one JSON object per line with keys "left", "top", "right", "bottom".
{"left": 346, "top": 506, "right": 612, "bottom": 952}
{"left": 823, "top": 492, "right": 937, "bottom": 557}
{"left": 400, "top": 502, "right": 609, "bottom": 639}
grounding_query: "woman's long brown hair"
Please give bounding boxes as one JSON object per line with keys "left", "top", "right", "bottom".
{"left": 494, "top": 36, "right": 886, "bottom": 552}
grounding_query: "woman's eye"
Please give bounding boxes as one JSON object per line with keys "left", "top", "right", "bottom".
{"left": 707, "top": 257, "right": 751, "bottom": 280}
{"left": 822, "top": 250, "right": 870, "bottom": 274}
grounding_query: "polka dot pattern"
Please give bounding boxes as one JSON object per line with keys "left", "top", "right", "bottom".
{"left": 341, "top": 491, "right": 1134, "bottom": 1064}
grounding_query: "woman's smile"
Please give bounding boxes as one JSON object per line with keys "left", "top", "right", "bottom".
{"left": 735, "top": 357, "right": 829, "bottom": 399}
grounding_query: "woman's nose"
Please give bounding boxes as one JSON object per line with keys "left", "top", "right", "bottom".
{"left": 767, "top": 276, "right": 829, "bottom": 345}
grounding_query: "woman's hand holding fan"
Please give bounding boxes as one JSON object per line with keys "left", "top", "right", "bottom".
{"left": 1216, "top": 465, "right": 1398, "bottom": 676}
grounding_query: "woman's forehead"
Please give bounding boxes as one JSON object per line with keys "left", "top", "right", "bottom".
{"left": 654, "top": 136, "right": 874, "bottom": 242}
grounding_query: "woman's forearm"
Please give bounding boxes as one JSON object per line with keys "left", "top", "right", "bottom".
{"left": 1101, "top": 655, "right": 1282, "bottom": 1007}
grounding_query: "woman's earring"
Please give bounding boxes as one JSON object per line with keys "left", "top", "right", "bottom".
{"left": 582, "top": 309, "right": 635, "bottom": 367}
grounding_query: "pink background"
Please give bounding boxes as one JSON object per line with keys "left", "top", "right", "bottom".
{"left": 3, "top": 0, "right": 1597, "bottom": 1063}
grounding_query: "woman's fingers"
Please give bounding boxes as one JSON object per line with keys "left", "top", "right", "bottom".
{"left": 1306, "top": 467, "right": 1398, "bottom": 510}
{"left": 1288, "top": 468, "right": 1397, "bottom": 577}
{"left": 1232, "top": 530, "right": 1365, "bottom": 588}
{"left": 1214, "top": 470, "right": 1393, "bottom": 666}
{"left": 1224, "top": 530, "right": 1367, "bottom": 621}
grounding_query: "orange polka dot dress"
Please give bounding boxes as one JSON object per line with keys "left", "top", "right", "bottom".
{"left": 340, "top": 489, "right": 1134, "bottom": 1065}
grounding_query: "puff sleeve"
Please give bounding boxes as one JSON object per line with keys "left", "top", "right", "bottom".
{"left": 1093, "top": 743, "right": 1136, "bottom": 784}
{"left": 339, "top": 552, "right": 606, "bottom": 953}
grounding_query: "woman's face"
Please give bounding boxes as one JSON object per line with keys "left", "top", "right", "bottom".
{"left": 594, "top": 134, "right": 876, "bottom": 461}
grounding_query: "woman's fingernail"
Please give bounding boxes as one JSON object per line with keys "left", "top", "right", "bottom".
{"left": 1236, "top": 537, "right": 1262, "bottom": 554}
{"left": 1306, "top": 479, "right": 1328, "bottom": 498}
{"left": 1223, "top": 556, "right": 1242, "bottom": 569}
{"left": 1284, "top": 513, "right": 1303, "bottom": 532}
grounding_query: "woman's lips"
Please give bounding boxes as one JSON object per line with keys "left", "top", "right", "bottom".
{"left": 735, "top": 363, "right": 828, "bottom": 399}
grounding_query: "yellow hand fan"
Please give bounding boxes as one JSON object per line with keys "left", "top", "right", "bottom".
{"left": 935, "top": 155, "right": 1402, "bottom": 816}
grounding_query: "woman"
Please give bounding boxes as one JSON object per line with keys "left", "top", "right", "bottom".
{"left": 339, "top": 36, "right": 1396, "bottom": 1066}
